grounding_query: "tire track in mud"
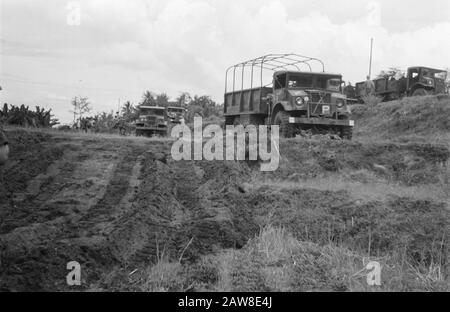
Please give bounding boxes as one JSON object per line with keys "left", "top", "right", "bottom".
{"left": 108, "top": 154, "right": 259, "bottom": 269}
{"left": 0, "top": 139, "right": 150, "bottom": 291}
{"left": 1, "top": 133, "right": 259, "bottom": 290}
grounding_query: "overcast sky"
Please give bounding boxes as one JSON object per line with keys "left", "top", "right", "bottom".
{"left": 1, "top": 0, "right": 449, "bottom": 123}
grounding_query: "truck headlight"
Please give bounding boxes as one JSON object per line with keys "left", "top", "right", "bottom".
{"left": 336, "top": 99, "right": 344, "bottom": 108}
{"left": 295, "top": 97, "right": 303, "bottom": 105}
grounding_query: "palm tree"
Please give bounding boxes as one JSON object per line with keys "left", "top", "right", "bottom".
{"left": 156, "top": 93, "right": 169, "bottom": 107}
{"left": 140, "top": 91, "right": 156, "bottom": 106}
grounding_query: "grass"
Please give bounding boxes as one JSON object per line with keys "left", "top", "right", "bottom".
{"left": 351, "top": 95, "right": 450, "bottom": 145}
{"left": 3, "top": 125, "right": 175, "bottom": 143}
{"left": 245, "top": 175, "right": 449, "bottom": 203}
{"left": 140, "top": 225, "right": 449, "bottom": 291}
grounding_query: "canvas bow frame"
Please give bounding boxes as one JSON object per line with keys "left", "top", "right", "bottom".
{"left": 224, "top": 53, "right": 325, "bottom": 94}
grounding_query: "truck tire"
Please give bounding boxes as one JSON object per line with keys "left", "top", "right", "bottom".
{"left": 340, "top": 126, "right": 353, "bottom": 140}
{"left": 412, "top": 88, "right": 428, "bottom": 97}
{"left": 273, "top": 111, "right": 295, "bottom": 138}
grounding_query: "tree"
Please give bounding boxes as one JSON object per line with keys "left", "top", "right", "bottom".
{"left": 377, "top": 67, "right": 405, "bottom": 79}
{"left": 156, "top": 93, "right": 170, "bottom": 107}
{"left": 121, "top": 100, "right": 138, "bottom": 122}
{"left": 139, "top": 91, "right": 157, "bottom": 107}
{"left": 176, "top": 92, "right": 192, "bottom": 107}
{"left": 1, "top": 103, "right": 58, "bottom": 127}
{"left": 70, "top": 96, "right": 92, "bottom": 123}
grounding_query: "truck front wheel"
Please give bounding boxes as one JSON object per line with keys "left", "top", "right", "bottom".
{"left": 273, "top": 111, "right": 295, "bottom": 138}
{"left": 340, "top": 126, "right": 353, "bottom": 140}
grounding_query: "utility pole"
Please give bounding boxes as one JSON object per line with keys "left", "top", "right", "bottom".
{"left": 368, "top": 38, "right": 374, "bottom": 78}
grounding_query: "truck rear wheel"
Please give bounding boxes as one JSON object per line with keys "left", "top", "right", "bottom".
{"left": 412, "top": 88, "right": 429, "bottom": 96}
{"left": 273, "top": 111, "right": 295, "bottom": 138}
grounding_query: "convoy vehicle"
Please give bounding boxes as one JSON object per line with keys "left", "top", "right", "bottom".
{"left": 167, "top": 106, "right": 186, "bottom": 124}
{"left": 135, "top": 106, "right": 168, "bottom": 137}
{"left": 224, "top": 54, "right": 354, "bottom": 139}
{"left": 355, "top": 66, "right": 447, "bottom": 101}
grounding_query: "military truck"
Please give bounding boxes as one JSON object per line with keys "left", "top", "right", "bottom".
{"left": 167, "top": 106, "right": 186, "bottom": 124}
{"left": 224, "top": 54, "right": 354, "bottom": 139}
{"left": 355, "top": 66, "right": 448, "bottom": 102}
{"left": 135, "top": 106, "right": 168, "bottom": 137}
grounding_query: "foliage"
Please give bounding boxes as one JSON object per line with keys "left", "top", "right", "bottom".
{"left": 445, "top": 68, "right": 450, "bottom": 93}
{"left": 0, "top": 103, "right": 59, "bottom": 127}
{"left": 70, "top": 96, "right": 92, "bottom": 123}
{"left": 120, "top": 101, "right": 138, "bottom": 122}
{"left": 377, "top": 67, "right": 405, "bottom": 79}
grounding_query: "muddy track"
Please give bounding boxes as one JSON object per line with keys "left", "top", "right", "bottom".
{"left": 0, "top": 132, "right": 258, "bottom": 291}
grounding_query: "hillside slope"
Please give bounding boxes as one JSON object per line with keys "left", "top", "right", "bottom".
{"left": 352, "top": 95, "right": 450, "bottom": 145}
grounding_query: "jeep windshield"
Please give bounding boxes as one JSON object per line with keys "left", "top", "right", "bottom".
{"left": 140, "top": 108, "right": 165, "bottom": 116}
{"left": 287, "top": 74, "right": 342, "bottom": 91}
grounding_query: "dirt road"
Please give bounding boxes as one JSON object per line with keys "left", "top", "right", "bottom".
{"left": 0, "top": 128, "right": 448, "bottom": 291}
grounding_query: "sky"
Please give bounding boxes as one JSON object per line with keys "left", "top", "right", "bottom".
{"left": 1, "top": 0, "right": 449, "bottom": 123}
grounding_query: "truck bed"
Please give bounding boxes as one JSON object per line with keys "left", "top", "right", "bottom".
{"left": 224, "top": 87, "right": 272, "bottom": 116}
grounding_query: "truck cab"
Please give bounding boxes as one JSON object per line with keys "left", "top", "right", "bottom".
{"left": 355, "top": 66, "right": 447, "bottom": 101}
{"left": 166, "top": 106, "right": 186, "bottom": 124}
{"left": 271, "top": 71, "right": 348, "bottom": 119}
{"left": 135, "top": 106, "right": 168, "bottom": 137}
{"left": 406, "top": 67, "right": 447, "bottom": 96}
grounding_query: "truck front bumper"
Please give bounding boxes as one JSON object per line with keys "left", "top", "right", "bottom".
{"left": 288, "top": 117, "right": 354, "bottom": 127}
{"left": 136, "top": 126, "right": 167, "bottom": 131}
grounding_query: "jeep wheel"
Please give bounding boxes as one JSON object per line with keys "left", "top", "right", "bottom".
{"left": 273, "top": 111, "right": 295, "bottom": 138}
{"left": 340, "top": 126, "right": 353, "bottom": 140}
{"left": 412, "top": 88, "right": 428, "bottom": 97}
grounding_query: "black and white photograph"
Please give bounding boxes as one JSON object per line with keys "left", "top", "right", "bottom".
{"left": 0, "top": 0, "right": 449, "bottom": 298}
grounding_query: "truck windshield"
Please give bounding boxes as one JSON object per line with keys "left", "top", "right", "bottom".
{"left": 168, "top": 108, "right": 183, "bottom": 113}
{"left": 288, "top": 75, "right": 342, "bottom": 90}
{"left": 140, "top": 109, "right": 164, "bottom": 116}
{"left": 326, "top": 79, "right": 341, "bottom": 91}
{"left": 288, "top": 75, "right": 313, "bottom": 88}
{"left": 434, "top": 71, "right": 447, "bottom": 79}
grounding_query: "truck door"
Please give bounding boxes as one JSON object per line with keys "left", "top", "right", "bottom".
{"left": 273, "top": 73, "right": 287, "bottom": 102}
{"left": 407, "top": 68, "right": 420, "bottom": 91}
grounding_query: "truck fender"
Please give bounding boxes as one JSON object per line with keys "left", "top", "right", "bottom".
{"left": 271, "top": 103, "right": 287, "bottom": 123}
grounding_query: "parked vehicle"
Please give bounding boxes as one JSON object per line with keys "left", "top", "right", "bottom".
{"left": 135, "top": 106, "right": 168, "bottom": 137}
{"left": 167, "top": 106, "right": 186, "bottom": 124}
{"left": 355, "top": 66, "right": 447, "bottom": 102}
